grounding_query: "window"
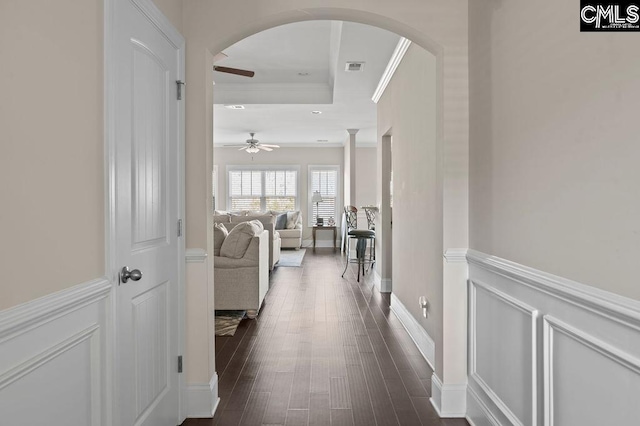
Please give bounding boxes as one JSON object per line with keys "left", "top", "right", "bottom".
{"left": 309, "top": 166, "right": 340, "bottom": 225}
{"left": 228, "top": 167, "right": 299, "bottom": 211}
{"left": 265, "top": 170, "right": 297, "bottom": 211}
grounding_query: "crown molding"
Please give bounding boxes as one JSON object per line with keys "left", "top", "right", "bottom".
{"left": 371, "top": 37, "right": 412, "bottom": 103}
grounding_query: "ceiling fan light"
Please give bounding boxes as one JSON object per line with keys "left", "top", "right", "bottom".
{"left": 246, "top": 147, "right": 260, "bottom": 153}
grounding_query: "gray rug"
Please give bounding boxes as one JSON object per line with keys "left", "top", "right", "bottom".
{"left": 278, "top": 249, "right": 306, "bottom": 267}
{"left": 214, "top": 310, "right": 245, "bottom": 336}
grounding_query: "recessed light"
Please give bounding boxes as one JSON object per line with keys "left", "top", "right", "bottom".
{"left": 224, "top": 105, "right": 245, "bottom": 110}
{"left": 311, "top": 110, "right": 322, "bottom": 115}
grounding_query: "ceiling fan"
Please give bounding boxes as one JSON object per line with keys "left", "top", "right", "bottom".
{"left": 225, "top": 133, "right": 280, "bottom": 153}
{"left": 213, "top": 52, "right": 255, "bottom": 78}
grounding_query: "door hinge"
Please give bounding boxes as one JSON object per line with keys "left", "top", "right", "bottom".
{"left": 176, "top": 80, "right": 185, "bottom": 100}
{"left": 178, "top": 355, "right": 183, "bottom": 373}
{"left": 177, "top": 219, "right": 183, "bottom": 237}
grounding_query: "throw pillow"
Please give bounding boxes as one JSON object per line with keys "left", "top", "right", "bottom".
{"left": 286, "top": 211, "right": 300, "bottom": 229}
{"left": 275, "top": 213, "right": 287, "bottom": 230}
{"left": 213, "top": 223, "right": 229, "bottom": 256}
{"left": 220, "top": 221, "right": 260, "bottom": 259}
{"left": 248, "top": 219, "right": 264, "bottom": 233}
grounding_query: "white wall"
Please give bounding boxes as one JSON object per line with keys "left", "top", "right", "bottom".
{"left": 214, "top": 147, "right": 344, "bottom": 244}
{"left": 377, "top": 45, "right": 441, "bottom": 371}
{"left": 355, "top": 147, "right": 377, "bottom": 208}
{"left": 469, "top": 0, "right": 640, "bottom": 302}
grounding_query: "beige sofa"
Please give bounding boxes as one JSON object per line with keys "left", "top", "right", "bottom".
{"left": 213, "top": 228, "right": 269, "bottom": 319}
{"left": 272, "top": 210, "right": 303, "bottom": 249}
{"left": 214, "top": 214, "right": 281, "bottom": 270}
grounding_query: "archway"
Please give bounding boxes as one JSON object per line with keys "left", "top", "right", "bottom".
{"left": 180, "top": 1, "right": 469, "bottom": 418}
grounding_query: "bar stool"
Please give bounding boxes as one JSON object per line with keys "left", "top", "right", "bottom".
{"left": 341, "top": 206, "right": 376, "bottom": 282}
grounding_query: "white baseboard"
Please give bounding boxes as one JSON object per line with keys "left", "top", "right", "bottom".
{"left": 430, "top": 373, "right": 467, "bottom": 418}
{"left": 372, "top": 270, "right": 392, "bottom": 293}
{"left": 187, "top": 374, "right": 220, "bottom": 418}
{"left": 187, "top": 373, "right": 219, "bottom": 418}
{"left": 390, "top": 293, "right": 435, "bottom": 369}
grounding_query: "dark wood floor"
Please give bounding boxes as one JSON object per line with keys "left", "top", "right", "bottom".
{"left": 182, "top": 249, "right": 468, "bottom": 426}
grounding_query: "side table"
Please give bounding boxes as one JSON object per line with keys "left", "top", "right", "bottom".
{"left": 312, "top": 225, "right": 337, "bottom": 250}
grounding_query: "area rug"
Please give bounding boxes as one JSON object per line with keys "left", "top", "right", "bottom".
{"left": 214, "top": 310, "right": 246, "bottom": 336}
{"left": 278, "top": 249, "right": 306, "bottom": 267}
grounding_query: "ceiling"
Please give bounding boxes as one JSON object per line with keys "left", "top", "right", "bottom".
{"left": 213, "top": 20, "right": 401, "bottom": 147}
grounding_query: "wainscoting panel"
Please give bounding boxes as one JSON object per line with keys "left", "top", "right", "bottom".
{"left": 0, "top": 278, "right": 111, "bottom": 425}
{"left": 467, "top": 250, "right": 640, "bottom": 426}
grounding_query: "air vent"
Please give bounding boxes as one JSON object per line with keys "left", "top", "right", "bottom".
{"left": 224, "top": 105, "right": 245, "bottom": 110}
{"left": 345, "top": 62, "right": 365, "bottom": 72}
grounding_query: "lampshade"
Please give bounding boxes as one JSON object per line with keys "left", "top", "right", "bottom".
{"left": 311, "top": 191, "right": 323, "bottom": 203}
{"left": 246, "top": 146, "right": 259, "bottom": 153}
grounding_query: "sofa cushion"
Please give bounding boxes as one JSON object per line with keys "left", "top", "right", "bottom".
{"left": 220, "top": 221, "right": 261, "bottom": 258}
{"left": 277, "top": 229, "right": 302, "bottom": 239}
{"left": 286, "top": 211, "right": 301, "bottom": 229}
{"left": 213, "top": 223, "right": 229, "bottom": 256}
{"left": 231, "top": 214, "right": 274, "bottom": 225}
{"left": 275, "top": 213, "right": 287, "bottom": 230}
{"left": 214, "top": 214, "right": 231, "bottom": 224}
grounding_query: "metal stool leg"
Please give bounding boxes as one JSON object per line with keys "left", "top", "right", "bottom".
{"left": 341, "top": 236, "right": 350, "bottom": 278}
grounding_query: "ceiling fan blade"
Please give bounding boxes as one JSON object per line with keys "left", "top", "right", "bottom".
{"left": 214, "top": 66, "right": 255, "bottom": 78}
{"left": 258, "top": 146, "right": 273, "bottom": 151}
{"left": 238, "top": 146, "right": 248, "bottom": 151}
{"left": 223, "top": 144, "right": 247, "bottom": 147}
{"left": 260, "top": 144, "right": 280, "bottom": 148}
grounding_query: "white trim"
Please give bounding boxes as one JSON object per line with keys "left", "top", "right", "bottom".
{"left": 543, "top": 315, "right": 640, "bottom": 426}
{"left": 0, "top": 278, "right": 111, "bottom": 343}
{"left": 466, "top": 384, "right": 501, "bottom": 426}
{"left": 372, "top": 269, "right": 392, "bottom": 293}
{"left": 467, "top": 249, "right": 640, "bottom": 330}
{"left": 468, "top": 279, "right": 538, "bottom": 426}
{"left": 469, "top": 280, "right": 538, "bottom": 426}
{"left": 186, "top": 248, "right": 208, "bottom": 263}
{"left": 0, "top": 324, "right": 100, "bottom": 390}
{"left": 390, "top": 293, "right": 435, "bottom": 369}
{"left": 186, "top": 373, "right": 220, "bottom": 418}
{"left": 430, "top": 374, "right": 467, "bottom": 418}
{"left": 130, "top": 0, "right": 183, "bottom": 48}
{"left": 443, "top": 248, "right": 468, "bottom": 263}
{"left": 371, "top": 37, "right": 412, "bottom": 103}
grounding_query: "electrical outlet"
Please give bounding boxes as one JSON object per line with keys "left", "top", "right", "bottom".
{"left": 419, "top": 296, "right": 428, "bottom": 318}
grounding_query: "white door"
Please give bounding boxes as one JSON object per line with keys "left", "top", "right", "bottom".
{"left": 112, "top": 1, "right": 183, "bottom": 425}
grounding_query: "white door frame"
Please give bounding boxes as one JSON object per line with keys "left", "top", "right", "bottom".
{"left": 104, "top": 0, "right": 186, "bottom": 423}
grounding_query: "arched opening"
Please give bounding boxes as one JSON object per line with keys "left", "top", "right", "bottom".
{"left": 181, "top": 3, "right": 469, "bottom": 421}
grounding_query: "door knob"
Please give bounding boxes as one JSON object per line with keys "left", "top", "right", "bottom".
{"left": 120, "top": 266, "right": 143, "bottom": 284}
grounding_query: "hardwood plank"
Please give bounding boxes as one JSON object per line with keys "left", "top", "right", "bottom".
{"left": 239, "top": 392, "right": 270, "bottom": 426}
{"left": 330, "top": 409, "right": 354, "bottom": 426}
{"left": 284, "top": 410, "right": 309, "bottom": 426}
{"left": 329, "top": 376, "right": 351, "bottom": 409}
{"left": 262, "top": 372, "right": 294, "bottom": 425}
{"left": 181, "top": 249, "right": 467, "bottom": 426}
{"left": 308, "top": 392, "right": 330, "bottom": 426}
